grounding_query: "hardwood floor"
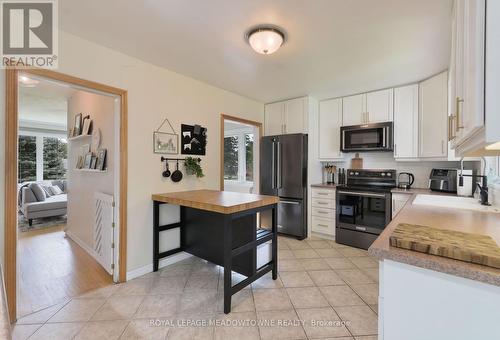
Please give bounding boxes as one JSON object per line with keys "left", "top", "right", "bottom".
{"left": 18, "top": 224, "right": 113, "bottom": 318}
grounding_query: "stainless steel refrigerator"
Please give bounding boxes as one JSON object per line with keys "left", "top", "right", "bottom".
{"left": 260, "top": 134, "right": 308, "bottom": 239}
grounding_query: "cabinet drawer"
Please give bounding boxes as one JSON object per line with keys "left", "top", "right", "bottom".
{"left": 312, "top": 198, "right": 335, "bottom": 209}
{"left": 312, "top": 188, "right": 336, "bottom": 200}
{"left": 312, "top": 216, "right": 335, "bottom": 236}
{"left": 312, "top": 207, "right": 335, "bottom": 219}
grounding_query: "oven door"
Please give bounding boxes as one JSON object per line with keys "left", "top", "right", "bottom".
{"left": 336, "top": 190, "right": 391, "bottom": 235}
{"left": 341, "top": 122, "right": 392, "bottom": 152}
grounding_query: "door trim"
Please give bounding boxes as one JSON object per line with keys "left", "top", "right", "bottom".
{"left": 219, "top": 114, "right": 262, "bottom": 191}
{"left": 4, "top": 68, "right": 128, "bottom": 321}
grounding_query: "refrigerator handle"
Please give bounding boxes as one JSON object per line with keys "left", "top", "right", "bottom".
{"left": 277, "top": 141, "right": 282, "bottom": 189}
{"left": 271, "top": 141, "right": 276, "bottom": 189}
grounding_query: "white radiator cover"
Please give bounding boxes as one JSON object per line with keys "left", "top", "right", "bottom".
{"left": 94, "top": 192, "right": 115, "bottom": 275}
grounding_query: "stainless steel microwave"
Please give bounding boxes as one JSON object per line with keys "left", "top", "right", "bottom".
{"left": 340, "top": 122, "right": 393, "bottom": 152}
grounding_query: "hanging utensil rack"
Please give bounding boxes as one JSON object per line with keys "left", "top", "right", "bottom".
{"left": 160, "top": 157, "right": 201, "bottom": 163}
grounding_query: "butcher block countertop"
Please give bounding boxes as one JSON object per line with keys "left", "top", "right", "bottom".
{"left": 369, "top": 193, "right": 500, "bottom": 286}
{"left": 152, "top": 190, "right": 279, "bottom": 214}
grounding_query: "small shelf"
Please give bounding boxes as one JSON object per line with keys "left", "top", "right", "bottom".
{"left": 74, "top": 168, "right": 107, "bottom": 173}
{"left": 68, "top": 134, "right": 91, "bottom": 142}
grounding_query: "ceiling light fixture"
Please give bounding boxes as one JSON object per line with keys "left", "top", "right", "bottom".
{"left": 246, "top": 26, "right": 285, "bottom": 55}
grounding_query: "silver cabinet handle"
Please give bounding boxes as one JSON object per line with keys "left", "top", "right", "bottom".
{"left": 271, "top": 141, "right": 276, "bottom": 189}
{"left": 280, "top": 200, "right": 299, "bottom": 205}
{"left": 317, "top": 192, "right": 329, "bottom": 196}
{"left": 338, "top": 191, "right": 386, "bottom": 198}
{"left": 317, "top": 210, "right": 329, "bottom": 214}
{"left": 318, "top": 224, "right": 329, "bottom": 228}
{"left": 277, "top": 141, "right": 282, "bottom": 188}
{"left": 316, "top": 201, "right": 329, "bottom": 205}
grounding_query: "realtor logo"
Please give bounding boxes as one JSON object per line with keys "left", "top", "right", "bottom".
{"left": 1, "top": 0, "right": 58, "bottom": 68}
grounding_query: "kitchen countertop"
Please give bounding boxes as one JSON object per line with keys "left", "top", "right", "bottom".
{"left": 152, "top": 189, "right": 279, "bottom": 214}
{"left": 311, "top": 183, "right": 337, "bottom": 188}
{"left": 369, "top": 192, "right": 500, "bottom": 286}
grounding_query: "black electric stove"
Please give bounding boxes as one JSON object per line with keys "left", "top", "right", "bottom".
{"left": 336, "top": 169, "right": 396, "bottom": 250}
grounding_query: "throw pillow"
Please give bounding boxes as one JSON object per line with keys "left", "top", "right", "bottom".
{"left": 50, "top": 185, "right": 63, "bottom": 195}
{"left": 29, "top": 183, "right": 46, "bottom": 202}
{"left": 41, "top": 185, "right": 53, "bottom": 197}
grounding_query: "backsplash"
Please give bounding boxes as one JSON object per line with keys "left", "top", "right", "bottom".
{"left": 321, "top": 152, "right": 480, "bottom": 189}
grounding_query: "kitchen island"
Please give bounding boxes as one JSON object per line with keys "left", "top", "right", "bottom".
{"left": 151, "top": 190, "right": 279, "bottom": 314}
{"left": 369, "top": 192, "right": 500, "bottom": 340}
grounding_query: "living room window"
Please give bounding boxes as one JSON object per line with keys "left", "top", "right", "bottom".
{"left": 18, "top": 134, "right": 68, "bottom": 183}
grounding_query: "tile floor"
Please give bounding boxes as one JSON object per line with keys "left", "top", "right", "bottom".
{"left": 12, "top": 235, "right": 379, "bottom": 340}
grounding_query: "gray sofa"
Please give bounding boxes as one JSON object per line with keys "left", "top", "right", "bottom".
{"left": 18, "top": 180, "right": 67, "bottom": 226}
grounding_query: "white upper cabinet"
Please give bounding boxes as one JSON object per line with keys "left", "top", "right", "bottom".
{"left": 318, "top": 98, "right": 343, "bottom": 160}
{"left": 264, "top": 97, "right": 308, "bottom": 136}
{"left": 342, "top": 89, "right": 393, "bottom": 126}
{"left": 284, "top": 97, "right": 308, "bottom": 134}
{"left": 419, "top": 72, "right": 449, "bottom": 158}
{"left": 394, "top": 84, "right": 419, "bottom": 159}
{"left": 450, "top": 0, "right": 500, "bottom": 156}
{"left": 342, "top": 94, "right": 365, "bottom": 126}
{"left": 366, "top": 89, "right": 394, "bottom": 123}
{"left": 451, "top": 0, "right": 485, "bottom": 146}
{"left": 264, "top": 101, "right": 285, "bottom": 136}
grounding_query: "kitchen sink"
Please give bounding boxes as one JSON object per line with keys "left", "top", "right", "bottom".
{"left": 412, "top": 194, "right": 500, "bottom": 213}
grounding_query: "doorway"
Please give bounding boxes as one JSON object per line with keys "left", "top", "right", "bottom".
{"left": 220, "top": 114, "right": 262, "bottom": 193}
{"left": 5, "top": 69, "right": 128, "bottom": 321}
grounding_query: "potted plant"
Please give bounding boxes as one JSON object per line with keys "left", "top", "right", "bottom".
{"left": 184, "top": 157, "right": 204, "bottom": 178}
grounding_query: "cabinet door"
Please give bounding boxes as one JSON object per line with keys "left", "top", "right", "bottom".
{"left": 419, "top": 72, "right": 448, "bottom": 158}
{"left": 264, "top": 102, "right": 284, "bottom": 136}
{"left": 392, "top": 194, "right": 411, "bottom": 218}
{"left": 319, "top": 98, "right": 343, "bottom": 160}
{"left": 284, "top": 97, "right": 307, "bottom": 134}
{"left": 366, "top": 89, "right": 394, "bottom": 123}
{"left": 460, "top": 0, "right": 486, "bottom": 140}
{"left": 394, "top": 85, "right": 418, "bottom": 159}
{"left": 342, "top": 94, "right": 365, "bottom": 126}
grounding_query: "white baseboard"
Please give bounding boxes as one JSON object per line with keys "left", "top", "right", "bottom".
{"left": 126, "top": 252, "right": 192, "bottom": 281}
{"left": 65, "top": 230, "right": 101, "bottom": 263}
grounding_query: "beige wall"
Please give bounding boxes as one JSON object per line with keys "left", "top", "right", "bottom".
{"left": 0, "top": 31, "right": 264, "bottom": 274}
{"left": 66, "top": 90, "right": 116, "bottom": 248}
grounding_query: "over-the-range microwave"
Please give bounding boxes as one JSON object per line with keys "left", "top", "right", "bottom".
{"left": 340, "top": 122, "right": 393, "bottom": 152}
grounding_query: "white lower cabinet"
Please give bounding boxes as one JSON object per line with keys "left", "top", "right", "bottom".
{"left": 391, "top": 193, "right": 411, "bottom": 218}
{"left": 311, "top": 187, "right": 336, "bottom": 237}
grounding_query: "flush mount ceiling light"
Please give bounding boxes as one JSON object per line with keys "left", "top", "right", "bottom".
{"left": 246, "top": 26, "right": 285, "bottom": 55}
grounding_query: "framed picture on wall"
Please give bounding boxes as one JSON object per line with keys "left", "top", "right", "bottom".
{"left": 83, "top": 152, "right": 93, "bottom": 169}
{"left": 96, "top": 148, "right": 107, "bottom": 171}
{"left": 153, "top": 132, "right": 178, "bottom": 154}
{"left": 73, "top": 113, "right": 83, "bottom": 136}
{"left": 82, "top": 116, "right": 92, "bottom": 136}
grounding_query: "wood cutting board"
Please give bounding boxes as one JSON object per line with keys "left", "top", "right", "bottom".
{"left": 389, "top": 223, "right": 500, "bottom": 269}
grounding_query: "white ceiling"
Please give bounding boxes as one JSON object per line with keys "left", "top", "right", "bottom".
{"left": 60, "top": 0, "right": 452, "bottom": 103}
{"left": 19, "top": 76, "right": 75, "bottom": 129}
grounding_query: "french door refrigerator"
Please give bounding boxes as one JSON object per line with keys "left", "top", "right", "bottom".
{"left": 260, "top": 134, "right": 308, "bottom": 239}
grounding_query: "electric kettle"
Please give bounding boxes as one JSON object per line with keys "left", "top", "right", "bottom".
{"left": 398, "top": 172, "right": 415, "bottom": 189}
